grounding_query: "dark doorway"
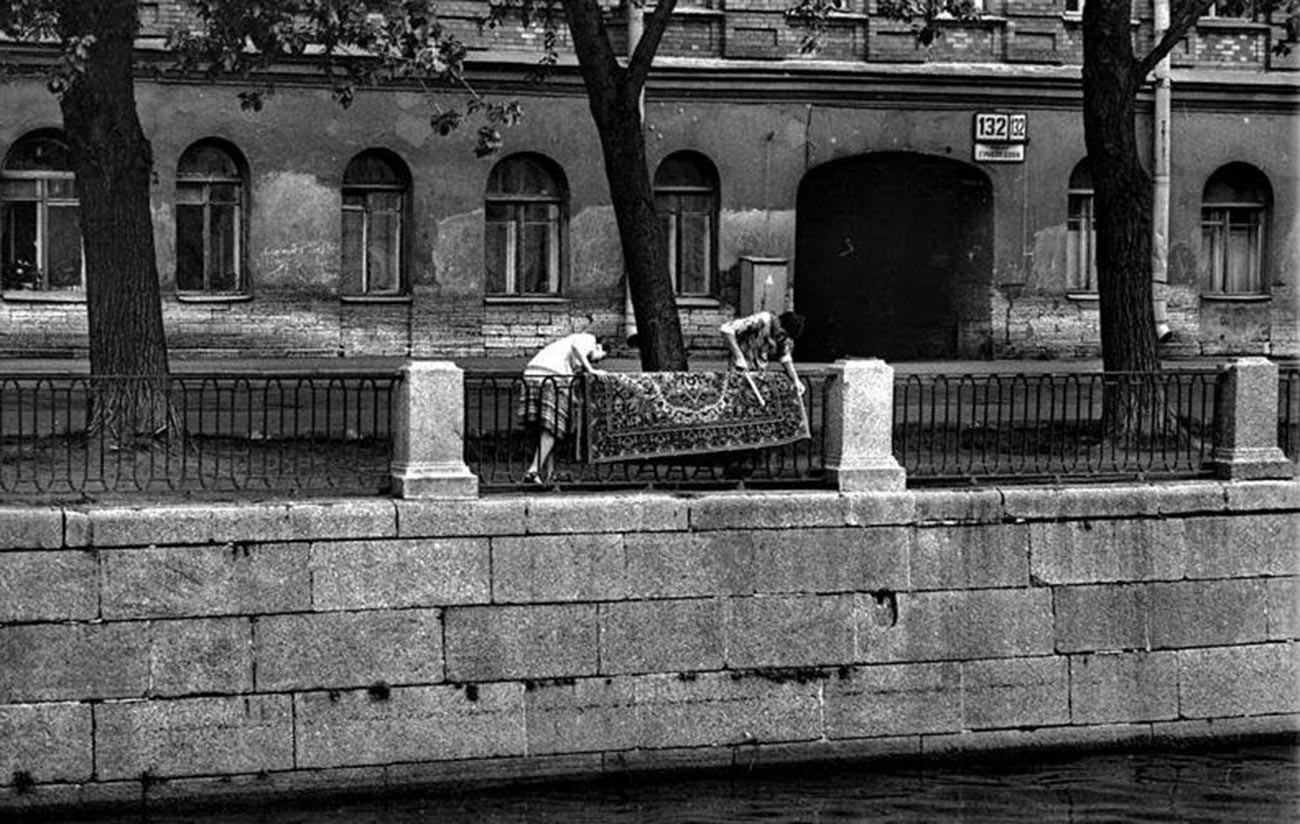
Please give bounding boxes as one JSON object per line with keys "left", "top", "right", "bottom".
{"left": 794, "top": 152, "right": 993, "bottom": 361}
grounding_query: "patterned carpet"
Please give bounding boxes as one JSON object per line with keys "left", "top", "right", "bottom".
{"left": 585, "top": 371, "right": 810, "bottom": 463}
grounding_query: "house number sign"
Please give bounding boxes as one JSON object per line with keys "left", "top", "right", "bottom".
{"left": 973, "top": 112, "right": 1028, "bottom": 143}
{"left": 973, "top": 112, "right": 1028, "bottom": 163}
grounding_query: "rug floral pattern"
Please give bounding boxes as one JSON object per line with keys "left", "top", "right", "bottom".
{"left": 585, "top": 371, "right": 810, "bottom": 463}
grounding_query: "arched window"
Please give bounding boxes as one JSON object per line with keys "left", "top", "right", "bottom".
{"left": 176, "top": 140, "right": 246, "bottom": 295}
{"left": 485, "top": 154, "right": 567, "bottom": 296}
{"left": 655, "top": 151, "right": 719, "bottom": 297}
{"left": 1201, "top": 163, "right": 1270, "bottom": 296}
{"left": 342, "top": 150, "right": 409, "bottom": 296}
{"left": 1, "top": 130, "right": 84, "bottom": 292}
{"left": 1066, "top": 159, "right": 1097, "bottom": 294}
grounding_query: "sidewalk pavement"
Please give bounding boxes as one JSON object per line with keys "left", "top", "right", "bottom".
{"left": 0, "top": 354, "right": 1238, "bottom": 376}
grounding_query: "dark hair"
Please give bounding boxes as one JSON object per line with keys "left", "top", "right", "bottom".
{"left": 778, "top": 311, "right": 806, "bottom": 341}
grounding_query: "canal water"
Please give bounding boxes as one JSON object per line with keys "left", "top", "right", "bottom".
{"left": 57, "top": 740, "right": 1298, "bottom": 824}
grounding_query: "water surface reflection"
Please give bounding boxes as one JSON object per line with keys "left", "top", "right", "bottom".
{"left": 63, "top": 741, "right": 1299, "bottom": 824}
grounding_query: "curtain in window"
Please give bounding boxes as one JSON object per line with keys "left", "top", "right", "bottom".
{"left": 176, "top": 142, "right": 244, "bottom": 294}
{"left": 654, "top": 152, "right": 718, "bottom": 297}
{"left": 1201, "top": 163, "right": 1269, "bottom": 296}
{"left": 342, "top": 151, "right": 407, "bottom": 296}
{"left": 1066, "top": 192, "right": 1096, "bottom": 292}
{"left": 1202, "top": 208, "right": 1262, "bottom": 294}
{"left": 485, "top": 155, "right": 566, "bottom": 296}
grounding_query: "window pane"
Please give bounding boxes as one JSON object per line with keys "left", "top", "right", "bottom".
{"left": 176, "top": 204, "right": 205, "bottom": 291}
{"left": 343, "top": 192, "right": 365, "bottom": 209}
{"left": 175, "top": 183, "right": 204, "bottom": 206}
{"left": 46, "top": 203, "right": 83, "bottom": 289}
{"left": 681, "top": 194, "right": 713, "bottom": 214}
{"left": 209, "top": 184, "right": 239, "bottom": 205}
{"left": 680, "top": 212, "right": 711, "bottom": 295}
{"left": 341, "top": 209, "right": 365, "bottom": 294}
{"left": 1201, "top": 212, "right": 1225, "bottom": 292}
{"left": 179, "top": 144, "right": 238, "bottom": 179}
{"left": 522, "top": 202, "right": 555, "bottom": 223}
{"left": 2, "top": 201, "right": 38, "bottom": 272}
{"left": 520, "top": 222, "right": 551, "bottom": 293}
{"left": 344, "top": 152, "right": 401, "bottom": 187}
{"left": 47, "top": 178, "right": 77, "bottom": 200}
{"left": 485, "top": 219, "right": 511, "bottom": 294}
{"left": 1225, "top": 221, "right": 1257, "bottom": 293}
{"left": 370, "top": 191, "right": 402, "bottom": 213}
{"left": 0, "top": 179, "right": 39, "bottom": 199}
{"left": 367, "top": 210, "right": 400, "bottom": 293}
{"left": 5, "top": 134, "right": 72, "bottom": 171}
{"left": 663, "top": 212, "right": 678, "bottom": 286}
{"left": 209, "top": 204, "right": 239, "bottom": 291}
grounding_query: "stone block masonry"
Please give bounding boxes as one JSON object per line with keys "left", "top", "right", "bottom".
{"left": 1, "top": 480, "right": 1297, "bottom": 815}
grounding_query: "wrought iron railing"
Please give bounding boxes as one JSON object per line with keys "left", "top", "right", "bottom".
{"left": 893, "top": 370, "right": 1221, "bottom": 484}
{"left": 0, "top": 373, "right": 397, "bottom": 498}
{"left": 465, "top": 371, "right": 833, "bottom": 491}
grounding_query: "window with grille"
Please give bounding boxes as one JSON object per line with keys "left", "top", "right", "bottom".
{"left": 485, "top": 154, "right": 567, "bottom": 296}
{"left": 176, "top": 141, "right": 245, "bottom": 295}
{"left": 1201, "top": 163, "right": 1270, "bottom": 296}
{"left": 1066, "top": 159, "right": 1097, "bottom": 293}
{"left": 1, "top": 131, "right": 84, "bottom": 293}
{"left": 654, "top": 151, "right": 719, "bottom": 298}
{"left": 342, "top": 150, "right": 409, "bottom": 296}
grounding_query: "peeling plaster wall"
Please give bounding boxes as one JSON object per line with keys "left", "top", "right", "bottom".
{"left": 0, "top": 71, "right": 1294, "bottom": 361}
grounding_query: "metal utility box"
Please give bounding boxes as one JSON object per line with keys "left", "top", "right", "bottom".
{"left": 739, "top": 256, "right": 788, "bottom": 316}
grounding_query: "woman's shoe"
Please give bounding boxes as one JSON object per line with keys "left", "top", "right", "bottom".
{"left": 522, "top": 472, "right": 543, "bottom": 486}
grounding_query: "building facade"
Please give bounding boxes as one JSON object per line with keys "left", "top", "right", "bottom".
{"left": 0, "top": 1, "right": 1296, "bottom": 362}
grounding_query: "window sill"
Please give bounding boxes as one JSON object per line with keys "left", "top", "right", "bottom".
{"left": 1200, "top": 292, "right": 1270, "bottom": 303}
{"left": 340, "top": 294, "right": 411, "bottom": 304}
{"left": 2, "top": 290, "right": 86, "bottom": 303}
{"left": 1066, "top": 291, "right": 1099, "bottom": 302}
{"left": 484, "top": 295, "right": 569, "bottom": 306}
{"left": 175, "top": 293, "right": 253, "bottom": 304}
{"left": 676, "top": 295, "right": 721, "bottom": 308}
{"left": 1196, "top": 19, "right": 1270, "bottom": 32}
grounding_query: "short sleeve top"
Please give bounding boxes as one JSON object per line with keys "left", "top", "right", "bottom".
{"left": 722, "top": 311, "right": 793, "bottom": 371}
{"left": 525, "top": 333, "right": 601, "bottom": 377}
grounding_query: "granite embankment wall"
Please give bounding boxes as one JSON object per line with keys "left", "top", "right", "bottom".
{"left": 2, "top": 481, "right": 1298, "bottom": 814}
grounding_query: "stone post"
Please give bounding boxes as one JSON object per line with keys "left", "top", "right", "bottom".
{"left": 824, "top": 358, "right": 906, "bottom": 491}
{"left": 1205, "top": 357, "right": 1294, "bottom": 480}
{"left": 390, "top": 361, "right": 479, "bottom": 498}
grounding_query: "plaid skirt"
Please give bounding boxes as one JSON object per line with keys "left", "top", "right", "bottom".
{"left": 517, "top": 375, "right": 573, "bottom": 438}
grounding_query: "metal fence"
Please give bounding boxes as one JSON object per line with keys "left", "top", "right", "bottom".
{"left": 0, "top": 373, "right": 398, "bottom": 498}
{"left": 3, "top": 365, "right": 1293, "bottom": 500}
{"left": 465, "top": 371, "right": 834, "bottom": 491}
{"left": 894, "top": 370, "right": 1221, "bottom": 484}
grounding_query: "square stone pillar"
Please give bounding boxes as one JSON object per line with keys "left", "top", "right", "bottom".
{"left": 824, "top": 358, "right": 906, "bottom": 491}
{"left": 1205, "top": 357, "right": 1294, "bottom": 480}
{"left": 390, "top": 361, "right": 479, "bottom": 498}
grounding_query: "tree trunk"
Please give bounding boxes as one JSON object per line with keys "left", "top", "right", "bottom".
{"left": 57, "top": 0, "right": 172, "bottom": 435}
{"left": 593, "top": 93, "right": 688, "bottom": 371}
{"left": 1082, "top": 0, "right": 1163, "bottom": 436}
{"left": 563, "top": 0, "right": 688, "bottom": 371}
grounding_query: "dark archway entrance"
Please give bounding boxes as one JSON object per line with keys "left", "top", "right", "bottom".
{"left": 794, "top": 153, "right": 993, "bottom": 361}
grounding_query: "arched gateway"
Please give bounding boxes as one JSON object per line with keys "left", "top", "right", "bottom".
{"left": 794, "top": 152, "right": 993, "bottom": 361}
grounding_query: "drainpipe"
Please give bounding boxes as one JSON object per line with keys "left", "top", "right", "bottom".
{"left": 623, "top": 1, "right": 645, "bottom": 346}
{"left": 1152, "top": 0, "right": 1173, "bottom": 342}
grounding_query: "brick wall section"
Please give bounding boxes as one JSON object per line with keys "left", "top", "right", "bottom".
{"left": 1, "top": 480, "right": 1297, "bottom": 814}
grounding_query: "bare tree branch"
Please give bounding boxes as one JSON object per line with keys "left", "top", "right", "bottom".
{"left": 560, "top": 0, "right": 626, "bottom": 105}
{"left": 627, "top": 0, "right": 679, "bottom": 92}
{"left": 1137, "top": 0, "right": 1215, "bottom": 77}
